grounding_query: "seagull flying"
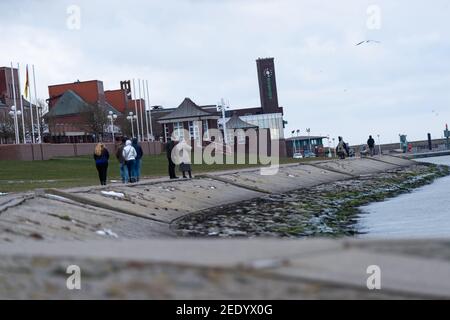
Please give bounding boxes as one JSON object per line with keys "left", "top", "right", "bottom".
{"left": 355, "top": 40, "right": 381, "bottom": 46}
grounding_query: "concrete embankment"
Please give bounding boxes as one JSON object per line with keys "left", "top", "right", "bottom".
{"left": 402, "top": 150, "right": 450, "bottom": 159}
{"left": 0, "top": 155, "right": 417, "bottom": 243}
{"left": 1, "top": 238, "right": 450, "bottom": 299}
{"left": 2, "top": 155, "right": 450, "bottom": 299}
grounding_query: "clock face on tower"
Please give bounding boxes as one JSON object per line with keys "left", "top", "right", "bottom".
{"left": 256, "top": 58, "right": 279, "bottom": 113}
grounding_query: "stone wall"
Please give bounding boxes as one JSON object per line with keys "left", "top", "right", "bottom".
{"left": 0, "top": 141, "right": 163, "bottom": 161}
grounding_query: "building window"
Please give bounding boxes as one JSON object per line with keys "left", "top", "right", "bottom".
{"left": 227, "top": 131, "right": 235, "bottom": 145}
{"left": 237, "top": 130, "right": 246, "bottom": 144}
{"left": 203, "top": 120, "right": 209, "bottom": 140}
{"left": 164, "top": 124, "right": 169, "bottom": 142}
{"left": 188, "top": 121, "right": 200, "bottom": 140}
{"left": 173, "top": 122, "right": 184, "bottom": 140}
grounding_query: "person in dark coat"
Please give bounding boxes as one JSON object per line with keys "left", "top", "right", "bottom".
{"left": 367, "top": 135, "right": 375, "bottom": 156}
{"left": 165, "top": 138, "right": 178, "bottom": 179}
{"left": 115, "top": 137, "right": 128, "bottom": 183}
{"left": 132, "top": 138, "right": 144, "bottom": 182}
{"left": 336, "top": 136, "right": 348, "bottom": 159}
{"left": 94, "top": 143, "right": 109, "bottom": 185}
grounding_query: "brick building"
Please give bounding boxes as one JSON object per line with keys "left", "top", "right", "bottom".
{"left": 45, "top": 80, "right": 148, "bottom": 143}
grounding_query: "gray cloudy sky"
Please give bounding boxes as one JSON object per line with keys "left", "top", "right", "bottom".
{"left": 1, "top": 0, "right": 450, "bottom": 144}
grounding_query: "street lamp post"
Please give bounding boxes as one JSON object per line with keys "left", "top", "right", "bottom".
{"left": 445, "top": 124, "right": 450, "bottom": 150}
{"left": 327, "top": 135, "right": 332, "bottom": 158}
{"left": 127, "top": 112, "right": 137, "bottom": 138}
{"left": 377, "top": 134, "right": 382, "bottom": 156}
{"left": 8, "top": 106, "right": 22, "bottom": 144}
{"left": 306, "top": 128, "right": 311, "bottom": 151}
{"left": 217, "top": 98, "right": 229, "bottom": 145}
{"left": 107, "top": 111, "right": 118, "bottom": 142}
{"left": 332, "top": 137, "right": 336, "bottom": 158}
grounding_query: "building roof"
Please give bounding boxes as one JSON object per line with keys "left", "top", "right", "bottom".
{"left": 45, "top": 90, "right": 91, "bottom": 117}
{"left": 158, "top": 98, "right": 219, "bottom": 122}
{"left": 45, "top": 90, "right": 120, "bottom": 117}
{"left": 286, "top": 136, "right": 328, "bottom": 141}
{"left": 225, "top": 113, "right": 258, "bottom": 130}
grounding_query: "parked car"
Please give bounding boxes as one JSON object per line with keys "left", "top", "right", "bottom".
{"left": 303, "top": 150, "right": 316, "bottom": 158}
{"left": 293, "top": 153, "right": 303, "bottom": 159}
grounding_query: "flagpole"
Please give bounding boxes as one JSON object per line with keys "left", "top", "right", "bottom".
{"left": 138, "top": 79, "right": 144, "bottom": 142}
{"left": 10, "top": 62, "right": 19, "bottom": 144}
{"left": 146, "top": 80, "right": 153, "bottom": 140}
{"left": 26, "top": 65, "right": 35, "bottom": 144}
{"left": 143, "top": 79, "right": 150, "bottom": 141}
{"left": 132, "top": 79, "right": 140, "bottom": 140}
{"left": 32, "top": 65, "right": 41, "bottom": 143}
{"left": 17, "top": 63, "right": 27, "bottom": 144}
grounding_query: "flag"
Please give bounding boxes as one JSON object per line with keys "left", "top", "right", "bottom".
{"left": 24, "top": 65, "right": 30, "bottom": 98}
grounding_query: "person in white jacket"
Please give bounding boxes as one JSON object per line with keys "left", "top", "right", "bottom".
{"left": 122, "top": 140, "right": 137, "bottom": 183}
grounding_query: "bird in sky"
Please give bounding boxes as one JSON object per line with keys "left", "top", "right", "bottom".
{"left": 355, "top": 40, "right": 381, "bottom": 46}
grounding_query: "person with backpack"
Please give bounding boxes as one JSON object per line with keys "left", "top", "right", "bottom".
{"left": 94, "top": 143, "right": 109, "bottom": 185}
{"left": 122, "top": 139, "right": 137, "bottom": 183}
{"left": 115, "top": 137, "right": 128, "bottom": 183}
{"left": 367, "top": 135, "right": 375, "bottom": 156}
{"left": 336, "top": 136, "right": 348, "bottom": 159}
{"left": 132, "top": 138, "right": 144, "bottom": 182}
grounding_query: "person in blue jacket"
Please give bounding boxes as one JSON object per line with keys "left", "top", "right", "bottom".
{"left": 93, "top": 143, "right": 109, "bottom": 185}
{"left": 132, "top": 138, "right": 144, "bottom": 182}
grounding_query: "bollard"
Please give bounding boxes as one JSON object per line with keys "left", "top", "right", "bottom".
{"left": 427, "top": 133, "right": 432, "bottom": 151}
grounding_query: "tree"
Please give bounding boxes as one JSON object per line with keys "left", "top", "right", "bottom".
{"left": 117, "top": 108, "right": 133, "bottom": 138}
{"left": 83, "top": 104, "right": 108, "bottom": 142}
{"left": 0, "top": 111, "right": 15, "bottom": 144}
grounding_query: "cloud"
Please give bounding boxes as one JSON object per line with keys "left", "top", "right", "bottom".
{"left": 1, "top": 0, "right": 450, "bottom": 143}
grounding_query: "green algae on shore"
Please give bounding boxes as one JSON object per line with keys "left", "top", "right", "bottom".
{"left": 173, "top": 164, "right": 450, "bottom": 238}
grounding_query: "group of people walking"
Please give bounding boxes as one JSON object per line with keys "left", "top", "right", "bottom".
{"left": 166, "top": 138, "right": 193, "bottom": 179}
{"left": 93, "top": 138, "right": 143, "bottom": 185}
{"left": 93, "top": 136, "right": 193, "bottom": 185}
{"left": 116, "top": 138, "right": 144, "bottom": 183}
{"left": 335, "top": 135, "right": 377, "bottom": 159}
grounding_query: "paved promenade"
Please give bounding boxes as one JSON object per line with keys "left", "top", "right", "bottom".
{"left": 1, "top": 238, "right": 449, "bottom": 299}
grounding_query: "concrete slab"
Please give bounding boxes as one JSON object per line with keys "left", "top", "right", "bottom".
{"left": 1, "top": 239, "right": 449, "bottom": 299}
{"left": 0, "top": 239, "right": 342, "bottom": 268}
{"left": 273, "top": 248, "right": 450, "bottom": 298}
{"left": 215, "top": 165, "right": 350, "bottom": 193}
{"left": 65, "top": 179, "right": 264, "bottom": 223}
{"left": 367, "top": 155, "right": 416, "bottom": 167}
{"left": 0, "top": 196, "right": 171, "bottom": 243}
{"left": 313, "top": 158, "right": 399, "bottom": 176}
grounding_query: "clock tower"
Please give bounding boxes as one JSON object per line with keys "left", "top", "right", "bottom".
{"left": 256, "top": 57, "right": 280, "bottom": 114}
